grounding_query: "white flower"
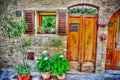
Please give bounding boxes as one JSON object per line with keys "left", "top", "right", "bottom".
{"left": 42, "top": 50, "right": 48, "bottom": 54}
{"left": 63, "top": 49, "right": 67, "bottom": 52}
{"left": 60, "top": 55, "right": 64, "bottom": 58}
{"left": 44, "top": 57, "right": 48, "bottom": 60}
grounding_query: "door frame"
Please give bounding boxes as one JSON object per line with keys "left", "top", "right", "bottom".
{"left": 67, "top": 14, "right": 98, "bottom": 71}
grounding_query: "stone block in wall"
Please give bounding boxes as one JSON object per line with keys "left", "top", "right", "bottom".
{"left": 96, "top": 60, "right": 101, "bottom": 66}
{"left": 101, "top": 53, "right": 106, "bottom": 59}
{"left": 96, "top": 54, "right": 102, "bottom": 60}
{"left": 69, "top": 61, "right": 80, "bottom": 71}
{"left": 95, "top": 67, "right": 103, "bottom": 74}
{"left": 81, "top": 62, "right": 94, "bottom": 72}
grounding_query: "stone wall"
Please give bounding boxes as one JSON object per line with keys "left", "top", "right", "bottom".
{"left": 0, "top": 0, "right": 120, "bottom": 74}
{"left": 0, "top": 34, "right": 67, "bottom": 70}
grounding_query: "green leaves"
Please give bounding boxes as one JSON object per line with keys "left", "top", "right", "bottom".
{"left": 36, "top": 53, "right": 70, "bottom": 76}
{"left": 22, "top": 39, "right": 32, "bottom": 49}
{"left": 68, "top": 8, "right": 98, "bottom": 15}
{"left": 40, "top": 16, "right": 56, "bottom": 34}
{"left": 50, "top": 37, "right": 62, "bottom": 47}
{"left": 51, "top": 53, "right": 70, "bottom": 76}
{"left": 6, "top": 17, "right": 28, "bottom": 38}
{"left": 36, "top": 55, "right": 51, "bottom": 72}
{"left": 15, "top": 63, "right": 31, "bottom": 76}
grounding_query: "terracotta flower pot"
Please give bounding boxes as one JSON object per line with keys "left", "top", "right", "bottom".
{"left": 41, "top": 72, "right": 51, "bottom": 80}
{"left": 57, "top": 74, "right": 65, "bottom": 80}
{"left": 18, "top": 74, "right": 30, "bottom": 80}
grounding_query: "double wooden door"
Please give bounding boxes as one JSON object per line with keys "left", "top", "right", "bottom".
{"left": 67, "top": 15, "right": 98, "bottom": 70}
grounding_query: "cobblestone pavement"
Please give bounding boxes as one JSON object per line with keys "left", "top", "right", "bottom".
{"left": 0, "top": 69, "right": 120, "bottom": 80}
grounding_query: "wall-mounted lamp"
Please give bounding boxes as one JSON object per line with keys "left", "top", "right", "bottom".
{"left": 99, "top": 33, "right": 106, "bottom": 41}
{"left": 99, "top": 23, "right": 106, "bottom": 28}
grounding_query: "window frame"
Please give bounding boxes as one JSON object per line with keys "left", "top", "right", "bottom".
{"left": 37, "top": 12, "right": 56, "bottom": 34}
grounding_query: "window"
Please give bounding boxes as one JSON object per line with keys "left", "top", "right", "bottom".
{"left": 117, "top": 16, "right": 120, "bottom": 49}
{"left": 118, "top": 17, "right": 120, "bottom": 43}
{"left": 71, "top": 23, "right": 78, "bottom": 32}
{"left": 37, "top": 12, "right": 56, "bottom": 34}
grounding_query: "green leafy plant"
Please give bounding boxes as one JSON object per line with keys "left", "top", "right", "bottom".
{"left": 68, "top": 8, "right": 98, "bottom": 14}
{"left": 51, "top": 53, "right": 70, "bottom": 76}
{"left": 37, "top": 26, "right": 41, "bottom": 33}
{"left": 4, "top": 16, "right": 32, "bottom": 76}
{"left": 41, "top": 16, "right": 56, "bottom": 34}
{"left": 15, "top": 63, "right": 31, "bottom": 76}
{"left": 36, "top": 54, "right": 51, "bottom": 72}
{"left": 6, "top": 17, "right": 27, "bottom": 38}
{"left": 50, "top": 37, "right": 62, "bottom": 47}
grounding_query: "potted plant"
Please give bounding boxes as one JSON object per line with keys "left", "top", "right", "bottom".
{"left": 5, "top": 16, "right": 32, "bottom": 80}
{"left": 14, "top": 37, "right": 32, "bottom": 80}
{"left": 51, "top": 53, "right": 70, "bottom": 80}
{"left": 36, "top": 51, "right": 51, "bottom": 80}
{"left": 15, "top": 63, "right": 31, "bottom": 80}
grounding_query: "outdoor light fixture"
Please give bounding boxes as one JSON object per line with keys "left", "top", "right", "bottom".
{"left": 99, "top": 33, "right": 106, "bottom": 41}
{"left": 99, "top": 23, "right": 106, "bottom": 28}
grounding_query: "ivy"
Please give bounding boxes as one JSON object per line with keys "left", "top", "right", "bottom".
{"left": 68, "top": 8, "right": 98, "bottom": 15}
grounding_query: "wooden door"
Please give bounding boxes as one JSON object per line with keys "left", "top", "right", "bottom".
{"left": 106, "top": 9, "right": 120, "bottom": 70}
{"left": 67, "top": 15, "right": 98, "bottom": 71}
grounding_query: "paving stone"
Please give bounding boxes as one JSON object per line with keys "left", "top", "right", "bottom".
{"left": 1, "top": 69, "right": 120, "bottom": 80}
{"left": 105, "top": 70, "right": 120, "bottom": 75}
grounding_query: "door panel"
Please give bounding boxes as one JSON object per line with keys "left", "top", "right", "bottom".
{"left": 105, "top": 50, "right": 113, "bottom": 69}
{"left": 114, "top": 50, "right": 120, "bottom": 70}
{"left": 67, "top": 15, "right": 98, "bottom": 71}
{"left": 106, "top": 9, "right": 120, "bottom": 70}
{"left": 82, "top": 16, "right": 97, "bottom": 63}
{"left": 67, "top": 15, "right": 82, "bottom": 61}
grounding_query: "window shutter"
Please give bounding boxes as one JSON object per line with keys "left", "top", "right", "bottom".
{"left": 57, "top": 9, "right": 67, "bottom": 35}
{"left": 24, "top": 10, "right": 35, "bottom": 34}
{"left": 38, "top": 15, "right": 42, "bottom": 26}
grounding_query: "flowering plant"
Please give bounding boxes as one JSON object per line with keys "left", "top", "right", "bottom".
{"left": 51, "top": 53, "right": 70, "bottom": 76}
{"left": 36, "top": 51, "right": 51, "bottom": 72}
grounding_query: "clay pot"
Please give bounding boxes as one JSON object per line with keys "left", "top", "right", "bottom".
{"left": 18, "top": 74, "right": 30, "bottom": 80}
{"left": 41, "top": 72, "right": 51, "bottom": 80}
{"left": 57, "top": 74, "right": 65, "bottom": 80}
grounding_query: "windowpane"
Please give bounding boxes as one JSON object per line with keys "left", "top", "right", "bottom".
{"left": 118, "top": 17, "right": 120, "bottom": 33}
{"left": 37, "top": 14, "right": 56, "bottom": 34}
{"left": 71, "top": 23, "right": 78, "bottom": 32}
{"left": 118, "top": 17, "right": 120, "bottom": 42}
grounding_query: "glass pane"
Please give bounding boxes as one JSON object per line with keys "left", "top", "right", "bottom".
{"left": 71, "top": 23, "right": 78, "bottom": 32}
{"left": 118, "top": 17, "right": 120, "bottom": 43}
{"left": 117, "top": 17, "right": 120, "bottom": 50}
{"left": 118, "top": 60, "right": 120, "bottom": 67}
{"left": 118, "top": 17, "right": 120, "bottom": 42}
{"left": 41, "top": 16, "right": 56, "bottom": 34}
